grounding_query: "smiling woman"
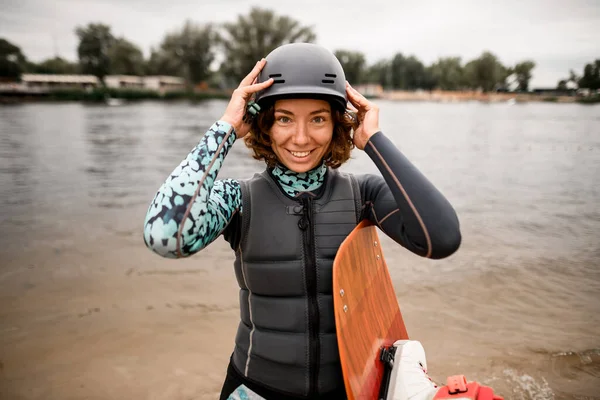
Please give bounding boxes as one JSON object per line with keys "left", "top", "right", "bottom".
{"left": 143, "top": 43, "right": 463, "bottom": 399}
{"left": 245, "top": 98, "right": 356, "bottom": 171}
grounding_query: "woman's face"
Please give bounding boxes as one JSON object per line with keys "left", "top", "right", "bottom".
{"left": 269, "top": 98, "right": 334, "bottom": 173}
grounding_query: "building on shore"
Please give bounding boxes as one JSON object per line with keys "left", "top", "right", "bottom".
{"left": 142, "top": 76, "right": 186, "bottom": 94}
{"left": 106, "top": 75, "right": 186, "bottom": 93}
{"left": 105, "top": 75, "right": 145, "bottom": 89}
{"left": 21, "top": 74, "right": 99, "bottom": 90}
{"left": 18, "top": 74, "right": 185, "bottom": 94}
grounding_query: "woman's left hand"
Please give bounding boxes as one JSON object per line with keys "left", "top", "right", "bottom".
{"left": 346, "top": 82, "right": 380, "bottom": 150}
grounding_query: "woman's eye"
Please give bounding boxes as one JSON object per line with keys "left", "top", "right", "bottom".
{"left": 277, "top": 116, "right": 291, "bottom": 123}
{"left": 313, "top": 116, "right": 326, "bottom": 123}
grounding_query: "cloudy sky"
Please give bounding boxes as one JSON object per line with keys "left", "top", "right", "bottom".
{"left": 1, "top": 0, "right": 598, "bottom": 87}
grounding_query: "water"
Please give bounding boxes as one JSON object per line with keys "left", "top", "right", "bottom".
{"left": 1, "top": 101, "right": 599, "bottom": 399}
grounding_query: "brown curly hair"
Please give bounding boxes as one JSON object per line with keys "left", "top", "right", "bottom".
{"left": 244, "top": 101, "right": 357, "bottom": 169}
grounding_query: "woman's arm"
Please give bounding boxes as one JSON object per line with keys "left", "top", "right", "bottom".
{"left": 358, "top": 131, "right": 461, "bottom": 259}
{"left": 346, "top": 82, "right": 460, "bottom": 259}
{"left": 143, "top": 59, "right": 274, "bottom": 259}
{"left": 143, "top": 121, "right": 241, "bottom": 258}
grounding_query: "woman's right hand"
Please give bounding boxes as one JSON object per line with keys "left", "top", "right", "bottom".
{"left": 220, "top": 59, "right": 274, "bottom": 139}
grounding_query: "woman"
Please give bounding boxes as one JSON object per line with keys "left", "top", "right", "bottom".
{"left": 143, "top": 43, "right": 462, "bottom": 400}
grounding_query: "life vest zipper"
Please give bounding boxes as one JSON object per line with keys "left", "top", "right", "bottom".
{"left": 298, "top": 196, "right": 320, "bottom": 396}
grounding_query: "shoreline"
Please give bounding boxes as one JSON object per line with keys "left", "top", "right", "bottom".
{"left": 1, "top": 87, "right": 598, "bottom": 104}
{"left": 378, "top": 89, "right": 587, "bottom": 103}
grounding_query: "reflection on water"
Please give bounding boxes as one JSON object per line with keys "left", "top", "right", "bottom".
{"left": 76, "top": 102, "right": 263, "bottom": 212}
{"left": 1, "top": 100, "right": 599, "bottom": 397}
{"left": 84, "top": 106, "right": 145, "bottom": 209}
{"left": 0, "top": 107, "right": 35, "bottom": 212}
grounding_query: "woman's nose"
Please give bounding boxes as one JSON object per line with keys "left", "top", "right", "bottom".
{"left": 292, "top": 123, "right": 309, "bottom": 146}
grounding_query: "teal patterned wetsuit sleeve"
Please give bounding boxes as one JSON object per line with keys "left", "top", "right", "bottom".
{"left": 143, "top": 121, "right": 241, "bottom": 258}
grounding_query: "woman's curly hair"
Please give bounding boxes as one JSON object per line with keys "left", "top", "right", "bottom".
{"left": 244, "top": 100, "right": 358, "bottom": 169}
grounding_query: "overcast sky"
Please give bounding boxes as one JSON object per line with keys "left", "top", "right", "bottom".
{"left": 1, "top": 0, "right": 598, "bottom": 87}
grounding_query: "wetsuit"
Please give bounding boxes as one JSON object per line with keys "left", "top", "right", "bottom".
{"left": 143, "top": 120, "right": 461, "bottom": 399}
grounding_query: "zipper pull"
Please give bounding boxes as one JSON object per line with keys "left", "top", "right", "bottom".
{"left": 286, "top": 205, "right": 304, "bottom": 215}
{"left": 298, "top": 197, "right": 310, "bottom": 230}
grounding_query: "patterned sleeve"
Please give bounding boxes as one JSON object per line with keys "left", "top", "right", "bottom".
{"left": 143, "top": 121, "right": 242, "bottom": 258}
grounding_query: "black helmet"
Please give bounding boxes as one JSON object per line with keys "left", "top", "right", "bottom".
{"left": 255, "top": 43, "right": 348, "bottom": 110}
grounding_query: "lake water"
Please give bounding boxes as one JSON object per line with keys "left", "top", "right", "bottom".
{"left": 1, "top": 100, "right": 599, "bottom": 399}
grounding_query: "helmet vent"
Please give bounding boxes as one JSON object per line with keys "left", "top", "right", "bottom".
{"left": 268, "top": 73, "right": 285, "bottom": 84}
{"left": 323, "top": 73, "right": 336, "bottom": 84}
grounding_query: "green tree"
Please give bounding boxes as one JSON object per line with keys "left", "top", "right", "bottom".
{"left": 146, "top": 47, "right": 174, "bottom": 76}
{"left": 428, "top": 57, "right": 464, "bottom": 90}
{"left": 364, "top": 59, "right": 392, "bottom": 88}
{"left": 31, "top": 57, "right": 78, "bottom": 74}
{"left": 568, "top": 69, "right": 580, "bottom": 87}
{"left": 147, "top": 21, "right": 215, "bottom": 85}
{"left": 557, "top": 69, "right": 581, "bottom": 90}
{"left": 578, "top": 59, "right": 600, "bottom": 90}
{"left": 557, "top": 79, "right": 568, "bottom": 91}
{"left": 75, "top": 23, "right": 115, "bottom": 82}
{"left": 218, "top": 7, "right": 316, "bottom": 85}
{"left": 404, "top": 56, "right": 431, "bottom": 89}
{"left": 463, "top": 51, "right": 509, "bottom": 92}
{"left": 109, "top": 37, "right": 145, "bottom": 76}
{"left": 390, "top": 53, "right": 407, "bottom": 89}
{"left": 422, "top": 65, "right": 439, "bottom": 90}
{"left": 513, "top": 60, "right": 536, "bottom": 91}
{"left": 0, "top": 38, "right": 27, "bottom": 79}
{"left": 390, "top": 53, "right": 431, "bottom": 90}
{"left": 334, "top": 50, "right": 366, "bottom": 85}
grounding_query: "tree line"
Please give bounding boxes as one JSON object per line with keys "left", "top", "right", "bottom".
{"left": 1, "top": 7, "right": 598, "bottom": 92}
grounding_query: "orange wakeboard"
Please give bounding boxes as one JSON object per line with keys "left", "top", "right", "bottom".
{"left": 333, "top": 220, "right": 409, "bottom": 399}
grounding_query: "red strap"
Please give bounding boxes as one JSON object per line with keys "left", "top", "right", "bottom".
{"left": 447, "top": 375, "right": 468, "bottom": 394}
{"left": 432, "top": 376, "right": 505, "bottom": 400}
{"left": 477, "top": 386, "right": 494, "bottom": 400}
{"left": 475, "top": 385, "right": 504, "bottom": 400}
